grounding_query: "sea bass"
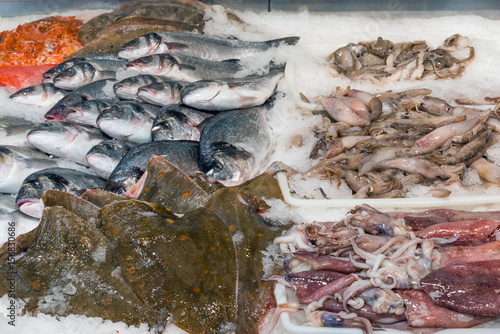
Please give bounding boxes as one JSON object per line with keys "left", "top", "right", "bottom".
{"left": 117, "top": 32, "right": 300, "bottom": 61}
{"left": 62, "top": 99, "right": 115, "bottom": 127}
{"left": 113, "top": 74, "right": 174, "bottom": 100}
{"left": 27, "top": 122, "right": 109, "bottom": 165}
{"left": 198, "top": 103, "right": 274, "bottom": 186}
{"left": 53, "top": 60, "right": 126, "bottom": 90}
{"left": 9, "top": 83, "right": 70, "bottom": 108}
{"left": 181, "top": 67, "right": 284, "bottom": 111}
{"left": 137, "top": 80, "right": 186, "bottom": 106}
{"left": 0, "top": 145, "right": 59, "bottom": 194}
{"left": 152, "top": 104, "right": 211, "bottom": 141}
{"left": 15, "top": 167, "right": 106, "bottom": 218}
{"left": 0, "top": 116, "right": 37, "bottom": 147}
{"left": 85, "top": 140, "right": 134, "bottom": 179}
{"left": 105, "top": 140, "right": 199, "bottom": 195}
{"left": 126, "top": 54, "right": 243, "bottom": 82}
{"left": 96, "top": 101, "right": 161, "bottom": 143}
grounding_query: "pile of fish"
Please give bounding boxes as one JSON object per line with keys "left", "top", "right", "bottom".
{"left": 303, "top": 87, "right": 500, "bottom": 198}
{"left": 327, "top": 34, "right": 475, "bottom": 83}
{"left": 271, "top": 204, "right": 500, "bottom": 333}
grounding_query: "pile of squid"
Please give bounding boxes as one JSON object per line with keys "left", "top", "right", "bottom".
{"left": 304, "top": 87, "right": 500, "bottom": 198}
{"left": 327, "top": 34, "right": 475, "bottom": 83}
{"left": 270, "top": 204, "right": 500, "bottom": 333}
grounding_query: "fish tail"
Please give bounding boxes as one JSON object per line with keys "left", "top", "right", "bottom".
{"left": 267, "top": 36, "right": 300, "bottom": 47}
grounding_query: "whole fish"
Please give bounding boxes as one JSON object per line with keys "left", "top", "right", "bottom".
{"left": 113, "top": 74, "right": 172, "bottom": 100}
{"left": 44, "top": 79, "right": 117, "bottom": 121}
{"left": 15, "top": 167, "right": 106, "bottom": 218}
{"left": 181, "top": 67, "right": 284, "bottom": 111}
{"left": 96, "top": 101, "right": 161, "bottom": 143}
{"left": 137, "top": 80, "right": 185, "bottom": 106}
{"left": 0, "top": 145, "right": 59, "bottom": 194}
{"left": 198, "top": 103, "right": 274, "bottom": 186}
{"left": 117, "top": 31, "right": 300, "bottom": 61}
{"left": 27, "top": 122, "right": 109, "bottom": 165}
{"left": 42, "top": 53, "right": 122, "bottom": 82}
{"left": 62, "top": 99, "right": 115, "bottom": 127}
{"left": 126, "top": 54, "right": 243, "bottom": 82}
{"left": 105, "top": 140, "right": 199, "bottom": 195}
{"left": 85, "top": 140, "right": 134, "bottom": 179}
{"left": 9, "top": 83, "right": 70, "bottom": 108}
{"left": 0, "top": 116, "right": 37, "bottom": 147}
{"left": 53, "top": 60, "right": 126, "bottom": 90}
{"left": 152, "top": 104, "right": 211, "bottom": 141}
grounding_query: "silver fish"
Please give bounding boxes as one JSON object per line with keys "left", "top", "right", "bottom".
{"left": 126, "top": 54, "right": 243, "bottom": 82}
{"left": 53, "top": 60, "right": 126, "bottom": 90}
{"left": 15, "top": 167, "right": 106, "bottom": 218}
{"left": 152, "top": 104, "right": 211, "bottom": 141}
{"left": 9, "top": 83, "right": 70, "bottom": 108}
{"left": 0, "top": 116, "right": 37, "bottom": 147}
{"left": 0, "top": 145, "right": 60, "bottom": 194}
{"left": 181, "top": 67, "right": 284, "bottom": 111}
{"left": 85, "top": 140, "right": 134, "bottom": 179}
{"left": 137, "top": 80, "right": 185, "bottom": 106}
{"left": 198, "top": 103, "right": 274, "bottom": 186}
{"left": 117, "top": 31, "right": 300, "bottom": 61}
{"left": 113, "top": 74, "right": 172, "bottom": 100}
{"left": 105, "top": 140, "right": 199, "bottom": 195}
{"left": 96, "top": 102, "right": 161, "bottom": 143}
{"left": 27, "top": 122, "right": 109, "bottom": 165}
{"left": 63, "top": 99, "right": 115, "bottom": 127}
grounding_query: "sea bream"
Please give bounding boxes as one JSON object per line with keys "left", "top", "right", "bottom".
{"left": 85, "top": 140, "right": 134, "bottom": 179}
{"left": 16, "top": 167, "right": 106, "bottom": 218}
{"left": 62, "top": 99, "right": 115, "bottom": 127}
{"left": 113, "top": 74, "right": 175, "bottom": 100}
{"left": 181, "top": 66, "right": 284, "bottom": 111}
{"left": 52, "top": 59, "right": 127, "bottom": 90}
{"left": 44, "top": 79, "right": 117, "bottom": 121}
{"left": 137, "top": 80, "right": 186, "bottom": 106}
{"left": 105, "top": 140, "right": 199, "bottom": 196}
{"left": 27, "top": 122, "right": 109, "bottom": 165}
{"left": 0, "top": 116, "right": 37, "bottom": 147}
{"left": 117, "top": 31, "right": 300, "bottom": 61}
{"left": 0, "top": 145, "right": 60, "bottom": 194}
{"left": 126, "top": 54, "right": 243, "bottom": 82}
{"left": 96, "top": 101, "right": 161, "bottom": 143}
{"left": 9, "top": 83, "right": 70, "bottom": 108}
{"left": 152, "top": 104, "right": 211, "bottom": 141}
{"left": 198, "top": 103, "right": 275, "bottom": 186}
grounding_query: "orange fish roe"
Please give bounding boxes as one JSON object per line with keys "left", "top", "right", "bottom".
{"left": 0, "top": 16, "right": 83, "bottom": 68}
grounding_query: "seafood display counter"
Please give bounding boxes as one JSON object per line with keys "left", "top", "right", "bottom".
{"left": 1, "top": 1, "right": 500, "bottom": 334}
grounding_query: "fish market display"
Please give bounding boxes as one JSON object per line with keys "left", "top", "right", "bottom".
{"left": 271, "top": 205, "right": 500, "bottom": 332}
{"left": 328, "top": 34, "right": 474, "bottom": 83}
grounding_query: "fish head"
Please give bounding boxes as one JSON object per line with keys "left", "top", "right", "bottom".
{"left": 53, "top": 63, "right": 93, "bottom": 90}
{"left": 113, "top": 78, "right": 140, "bottom": 99}
{"left": 9, "top": 85, "right": 43, "bottom": 104}
{"left": 16, "top": 174, "right": 67, "bottom": 218}
{"left": 152, "top": 117, "right": 183, "bottom": 141}
{"left": 118, "top": 33, "right": 162, "bottom": 60}
{"left": 126, "top": 55, "right": 166, "bottom": 74}
{"left": 138, "top": 82, "right": 177, "bottom": 105}
{"left": 181, "top": 81, "right": 222, "bottom": 108}
{"left": 27, "top": 122, "right": 78, "bottom": 151}
{"left": 200, "top": 143, "right": 253, "bottom": 187}
{"left": 86, "top": 141, "right": 129, "bottom": 179}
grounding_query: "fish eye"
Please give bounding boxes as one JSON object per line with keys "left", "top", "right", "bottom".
{"left": 67, "top": 68, "right": 75, "bottom": 76}
{"left": 104, "top": 143, "right": 113, "bottom": 150}
{"left": 152, "top": 83, "right": 164, "bottom": 90}
{"left": 115, "top": 188, "right": 124, "bottom": 195}
{"left": 366, "top": 186, "right": 375, "bottom": 196}
{"left": 141, "top": 56, "right": 153, "bottom": 64}
{"left": 419, "top": 102, "right": 426, "bottom": 110}
{"left": 213, "top": 161, "right": 223, "bottom": 172}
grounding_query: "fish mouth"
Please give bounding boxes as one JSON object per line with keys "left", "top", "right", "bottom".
{"left": 44, "top": 112, "right": 65, "bottom": 122}
{"left": 17, "top": 198, "right": 44, "bottom": 218}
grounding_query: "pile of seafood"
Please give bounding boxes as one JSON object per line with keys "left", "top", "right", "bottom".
{"left": 327, "top": 34, "right": 475, "bottom": 83}
{"left": 271, "top": 204, "right": 500, "bottom": 333}
{"left": 302, "top": 87, "right": 500, "bottom": 199}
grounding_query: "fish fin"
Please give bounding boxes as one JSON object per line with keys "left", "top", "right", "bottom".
{"left": 176, "top": 64, "right": 197, "bottom": 71}
{"left": 221, "top": 59, "right": 240, "bottom": 64}
{"left": 211, "top": 141, "right": 253, "bottom": 160}
{"left": 164, "top": 42, "right": 189, "bottom": 50}
{"left": 267, "top": 36, "right": 300, "bottom": 47}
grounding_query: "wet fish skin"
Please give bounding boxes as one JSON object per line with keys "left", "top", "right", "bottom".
{"left": 63, "top": 99, "right": 116, "bottom": 127}
{"left": 0, "top": 116, "right": 37, "bottom": 147}
{"left": 181, "top": 67, "right": 284, "bottom": 111}
{"left": 198, "top": 104, "right": 274, "bottom": 186}
{"left": 126, "top": 53, "right": 243, "bottom": 82}
{"left": 15, "top": 167, "right": 106, "bottom": 218}
{"left": 53, "top": 60, "right": 125, "bottom": 90}
{"left": 152, "top": 104, "right": 211, "bottom": 141}
{"left": 117, "top": 31, "right": 300, "bottom": 61}
{"left": 9, "top": 83, "right": 70, "bottom": 107}
{"left": 113, "top": 74, "right": 172, "bottom": 100}
{"left": 105, "top": 140, "right": 199, "bottom": 195}
{"left": 85, "top": 140, "right": 134, "bottom": 179}
{"left": 27, "top": 122, "right": 109, "bottom": 165}
{"left": 137, "top": 80, "right": 185, "bottom": 106}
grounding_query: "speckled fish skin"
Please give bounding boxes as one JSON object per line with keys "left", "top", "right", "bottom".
{"left": 15, "top": 167, "right": 107, "bottom": 218}
{"left": 113, "top": 74, "right": 174, "bottom": 100}
{"left": 105, "top": 140, "right": 199, "bottom": 195}
{"left": 180, "top": 66, "right": 284, "bottom": 111}
{"left": 53, "top": 60, "right": 126, "bottom": 90}
{"left": 152, "top": 104, "right": 211, "bottom": 141}
{"left": 126, "top": 53, "right": 243, "bottom": 82}
{"left": 0, "top": 116, "right": 37, "bottom": 147}
{"left": 27, "top": 122, "right": 109, "bottom": 166}
{"left": 117, "top": 31, "right": 300, "bottom": 61}
{"left": 85, "top": 140, "right": 135, "bottom": 179}
{"left": 9, "top": 83, "right": 70, "bottom": 108}
{"left": 137, "top": 80, "right": 186, "bottom": 106}
{"left": 0, "top": 145, "right": 59, "bottom": 194}
{"left": 198, "top": 103, "right": 274, "bottom": 186}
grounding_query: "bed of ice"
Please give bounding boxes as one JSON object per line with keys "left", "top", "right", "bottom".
{"left": 1, "top": 4, "right": 500, "bottom": 334}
